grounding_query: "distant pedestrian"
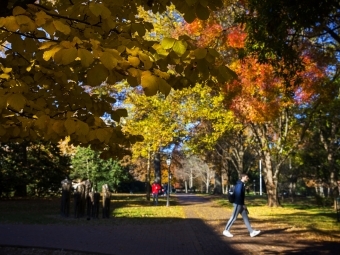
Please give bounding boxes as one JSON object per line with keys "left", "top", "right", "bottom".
{"left": 151, "top": 181, "right": 162, "bottom": 205}
{"left": 223, "top": 174, "right": 261, "bottom": 238}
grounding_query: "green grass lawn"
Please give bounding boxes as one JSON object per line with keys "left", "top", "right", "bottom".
{"left": 0, "top": 194, "right": 185, "bottom": 226}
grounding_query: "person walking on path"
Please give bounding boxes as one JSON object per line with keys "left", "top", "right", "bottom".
{"left": 151, "top": 181, "right": 162, "bottom": 205}
{"left": 223, "top": 173, "right": 261, "bottom": 238}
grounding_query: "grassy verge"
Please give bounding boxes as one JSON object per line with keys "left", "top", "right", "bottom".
{"left": 0, "top": 194, "right": 184, "bottom": 226}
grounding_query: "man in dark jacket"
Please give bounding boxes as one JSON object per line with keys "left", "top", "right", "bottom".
{"left": 223, "top": 174, "right": 261, "bottom": 238}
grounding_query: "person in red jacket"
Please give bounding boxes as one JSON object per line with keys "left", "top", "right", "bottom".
{"left": 151, "top": 181, "right": 162, "bottom": 205}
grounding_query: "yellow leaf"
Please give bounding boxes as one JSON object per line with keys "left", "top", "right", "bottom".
{"left": 13, "top": 6, "right": 26, "bottom": 16}
{"left": 0, "top": 17, "right": 5, "bottom": 27}
{"left": 73, "top": 37, "right": 83, "bottom": 44}
{"left": 76, "top": 120, "right": 89, "bottom": 136}
{"left": 35, "top": 11, "right": 51, "bottom": 26}
{"left": 15, "top": 15, "right": 31, "bottom": 25}
{"left": 4, "top": 16, "right": 19, "bottom": 32}
{"left": 42, "top": 21, "right": 55, "bottom": 36}
{"left": 95, "top": 128, "right": 107, "bottom": 142}
{"left": 60, "top": 41, "right": 75, "bottom": 48}
{"left": 7, "top": 94, "right": 26, "bottom": 111}
{"left": 66, "top": 112, "right": 74, "bottom": 118}
{"left": 94, "top": 116, "right": 104, "bottom": 126}
{"left": 87, "top": 64, "right": 109, "bottom": 86}
{"left": 34, "top": 114, "right": 50, "bottom": 130}
{"left": 126, "top": 47, "right": 140, "bottom": 56}
{"left": 53, "top": 20, "right": 71, "bottom": 35}
{"left": 128, "top": 56, "right": 140, "bottom": 67}
{"left": 86, "top": 130, "right": 97, "bottom": 141}
{"left": 78, "top": 49, "right": 94, "bottom": 68}
{"left": 141, "top": 71, "right": 160, "bottom": 96}
{"left": 100, "top": 52, "right": 117, "bottom": 70}
{"left": 52, "top": 120, "right": 65, "bottom": 135}
{"left": 61, "top": 48, "right": 78, "bottom": 65}
{"left": 39, "top": 41, "right": 57, "bottom": 50}
{"left": 43, "top": 45, "right": 63, "bottom": 61}
{"left": 100, "top": 5, "right": 111, "bottom": 19}
{"left": 89, "top": 3, "right": 102, "bottom": 17}
{"left": 143, "top": 59, "right": 153, "bottom": 70}
{"left": 64, "top": 118, "right": 76, "bottom": 135}
{"left": 1, "top": 67, "right": 12, "bottom": 73}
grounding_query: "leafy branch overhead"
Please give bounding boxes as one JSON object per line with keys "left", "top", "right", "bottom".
{"left": 0, "top": 0, "right": 234, "bottom": 158}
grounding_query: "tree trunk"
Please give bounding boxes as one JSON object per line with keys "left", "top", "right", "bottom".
{"left": 154, "top": 152, "right": 161, "bottom": 184}
{"left": 146, "top": 148, "right": 151, "bottom": 201}
{"left": 263, "top": 152, "right": 280, "bottom": 207}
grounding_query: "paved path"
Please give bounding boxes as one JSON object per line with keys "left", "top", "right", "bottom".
{"left": 1, "top": 194, "right": 339, "bottom": 255}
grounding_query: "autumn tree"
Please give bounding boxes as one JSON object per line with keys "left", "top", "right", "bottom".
{"left": 0, "top": 0, "right": 235, "bottom": 160}
{"left": 237, "top": 0, "right": 340, "bottom": 78}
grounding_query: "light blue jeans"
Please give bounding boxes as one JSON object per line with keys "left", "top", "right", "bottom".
{"left": 225, "top": 203, "right": 253, "bottom": 233}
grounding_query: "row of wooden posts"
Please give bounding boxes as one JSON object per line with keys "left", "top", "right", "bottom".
{"left": 60, "top": 179, "right": 111, "bottom": 219}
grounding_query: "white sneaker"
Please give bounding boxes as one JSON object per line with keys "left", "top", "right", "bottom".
{"left": 250, "top": 230, "right": 261, "bottom": 237}
{"left": 223, "top": 230, "right": 233, "bottom": 237}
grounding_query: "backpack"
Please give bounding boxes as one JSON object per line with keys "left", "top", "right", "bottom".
{"left": 228, "top": 186, "right": 235, "bottom": 203}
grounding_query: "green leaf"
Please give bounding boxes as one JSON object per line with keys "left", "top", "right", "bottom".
{"left": 161, "top": 38, "right": 176, "bottom": 50}
{"left": 194, "top": 48, "right": 207, "bottom": 59}
{"left": 173, "top": 40, "right": 188, "bottom": 56}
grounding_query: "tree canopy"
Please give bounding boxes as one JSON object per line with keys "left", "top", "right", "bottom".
{"left": 0, "top": 0, "right": 235, "bottom": 159}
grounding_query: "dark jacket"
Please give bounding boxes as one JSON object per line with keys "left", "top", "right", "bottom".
{"left": 234, "top": 180, "right": 246, "bottom": 205}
